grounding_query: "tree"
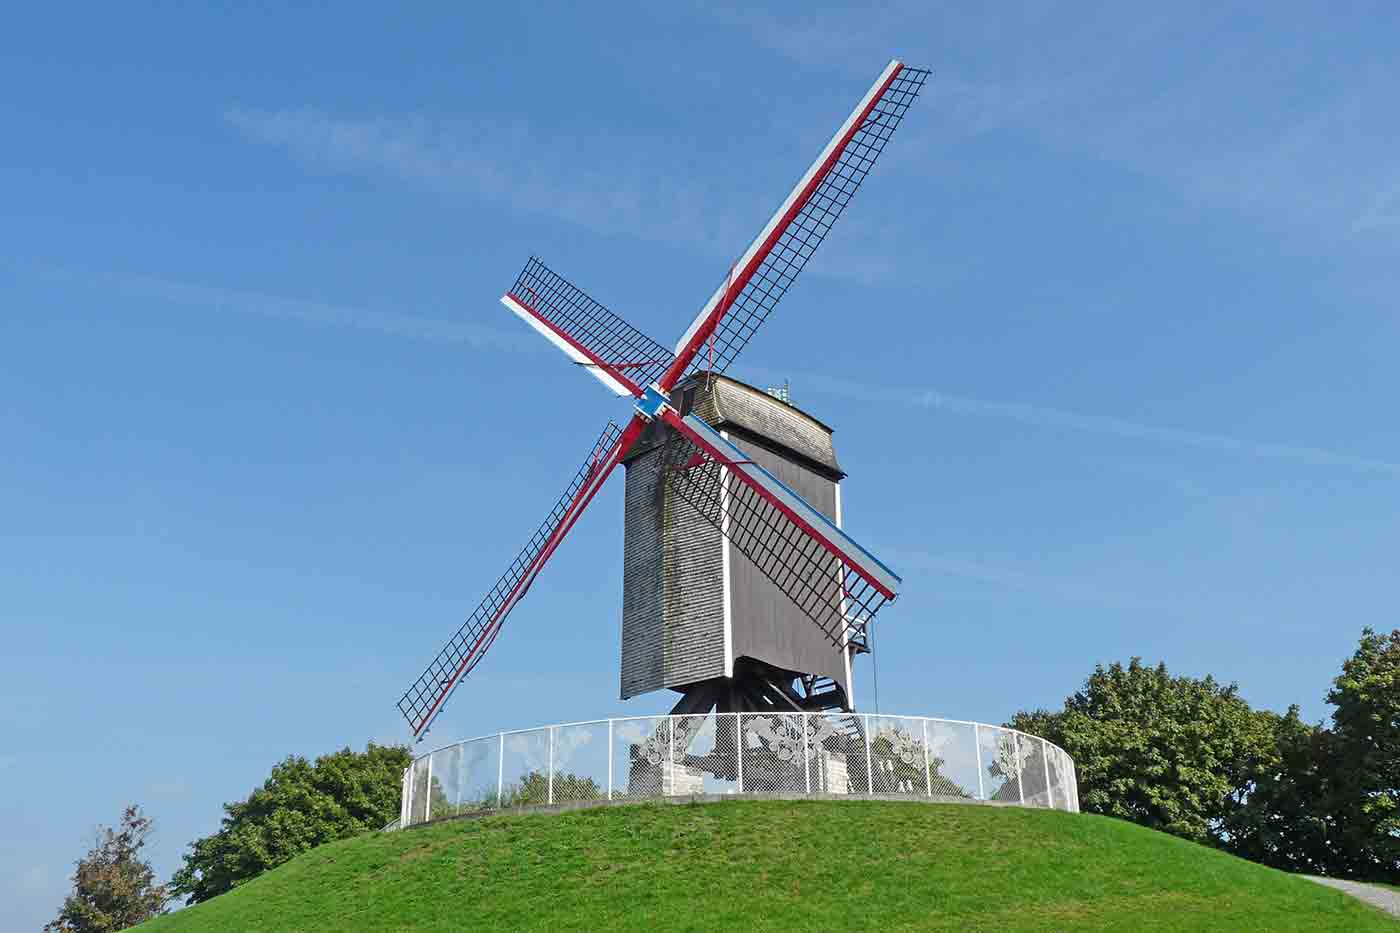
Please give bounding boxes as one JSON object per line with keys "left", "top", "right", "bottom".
{"left": 1009, "top": 658, "right": 1277, "bottom": 843}
{"left": 46, "top": 805, "right": 170, "bottom": 933}
{"left": 1214, "top": 705, "right": 1332, "bottom": 874}
{"left": 1322, "top": 628, "right": 1399, "bottom": 880}
{"left": 1213, "top": 629, "right": 1399, "bottom": 881}
{"left": 170, "top": 742, "right": 410, "bottom": 904}
{"left": 1015, "top": 632, "right": 1399, "bottom": 883}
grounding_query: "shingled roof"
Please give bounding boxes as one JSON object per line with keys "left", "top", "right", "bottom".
{"left": 678, "top": 373, "right": 844, "bottom": 480}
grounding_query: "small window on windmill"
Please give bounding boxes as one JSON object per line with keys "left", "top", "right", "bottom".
{"left": 680, "top": 386, "right": 698, "bottom": 415}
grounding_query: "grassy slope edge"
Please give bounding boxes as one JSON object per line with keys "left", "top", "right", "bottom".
{"left": 143, "top": 800, "right": 1395, "bottom": 932}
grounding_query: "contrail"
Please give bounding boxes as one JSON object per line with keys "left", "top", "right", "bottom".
{"left": 20, "top": 259, "right": 1395, "bottom": 477}
{"left": 782, "top": 371, "right": 1400, "bottom": 476}
{"left": 125, "top": 273, "right": 533, "bottom": 352}
{"left": 888, "top": 550, "right": 1181, "bottom": 613}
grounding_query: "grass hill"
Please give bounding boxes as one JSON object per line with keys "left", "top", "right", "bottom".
{"left": 144, "top": 799, "right": 1394, "bottom": 932}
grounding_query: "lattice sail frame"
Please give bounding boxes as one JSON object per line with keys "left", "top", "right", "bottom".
{"left": 659, "top": 418, "right": 893, "bottom": 647}
{"left": 667, "top": 64, "right": 931, "bottom": 386}
{"left": 397, "top": 422, "right": 625, "bottom": 736}
{"left": 504, "top": 259, "right": 673, "bottom": 396}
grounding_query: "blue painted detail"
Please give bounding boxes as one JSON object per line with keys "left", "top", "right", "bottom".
{"left": 682, "top": 414, "right": 902, "bottom": 589}
{"left": 635, "top": 384, "right": 670, "bottom": 420}
{"left": 750, "top": 457, "right": 903, "bottom": 587}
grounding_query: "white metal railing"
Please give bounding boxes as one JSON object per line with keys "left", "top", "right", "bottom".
{"left": 394, "top": 712, "right": 1078, "bottom": 828}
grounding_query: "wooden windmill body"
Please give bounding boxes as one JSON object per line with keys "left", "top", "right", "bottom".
{"left": 622, "top": 374, "right": 868, "bottom": 715}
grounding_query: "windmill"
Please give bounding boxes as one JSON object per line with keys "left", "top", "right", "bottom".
{"left": 397, "top": 59, "right": 930, "bottom": 742}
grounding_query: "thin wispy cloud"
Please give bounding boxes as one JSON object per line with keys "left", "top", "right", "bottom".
{"left": 893, "top": 550, "right": 1177, "bottom": 614}
{"left": 22, "top": 260, "right": 1393, "bottom": 476}
{"left": 17, "top": 259, "right": 534, "bottom": 353}
{"left": 224, "top": 107, "right": 755, "bottom": 259}
{"left": 129, "top": 272, "right": 533, "bottom": 352}
{"left": 722, "top": 5, "right": 1400, "bottom": 244}
{"left": 222, "top": 107, "right": 926, "bottom": 287}
{"left": 786, "top": 370, "right": 1400, "bottom": 476}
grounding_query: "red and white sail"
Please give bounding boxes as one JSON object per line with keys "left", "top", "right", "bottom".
{"left": 396, "top": 420, "right": 637, "bottom": 738}
{"left": 659, "top": 411, "right": 899, "bottom": 646}
{"left": 501, "top": 258, "right": 673, "bottom": 397}
{"left": 660, "top": 59, "right": 930, "bottom": 390}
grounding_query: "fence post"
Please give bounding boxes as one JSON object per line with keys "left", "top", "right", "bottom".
{"left": 864, "top": 714, "right": 874, "bottom": 794}
{"left": 922, "top": 719, "right": 932, "bottom": 797}
{"left": 423, "top": 754, "right": 433, "bottom": 822}
{"left": 400, "top": 766, "right": 411, "bottom": 826}
{"left": 735, "top": 713, "right": 744, "bottom": 793}
{"left": 548, "top": 726, "right": 555, "bottom": 805}
{"left": 456, "top": 746, "right": 465, "bottom": 814}
{"left": 497, "top": 732, "right": 505, "bottom": 808}
{"left": 973, "top": 723, "right": 986, "bottom": 800}
{"left": 667, "top": 718, "right": 675, "bottom": 796}
{"left": 608, "top": 719, "right": 614, "bottom": 801}
{"left": 802, "top": 713, "right": 810, "bottom": 794}
{"left": 1041, "top": 738, "right": 1054, "bottom": 810}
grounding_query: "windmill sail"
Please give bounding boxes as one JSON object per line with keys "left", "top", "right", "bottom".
{"left": 662, "top": 61, "right": 931, "bottom": 390}
{"left": 502, "top": 258, "right": 674, "bottom": 397}
{"left": 660, "top": 411, "right": 899, "bottom": 645}
{"left": 397, "top": 420, "right": 631, "bottom": 738}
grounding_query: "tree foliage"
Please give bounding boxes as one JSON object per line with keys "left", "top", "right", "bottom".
{"left": 1215, "top": 705, "right": 1332, "bottom": 874}
{"left": 170, "top": 742, "right": 410, "bottom": 904}
{"left": 46, "top": 805, "right": 170, "bottom": 933}
{"left": 1008, "top": 658, "right": 1277, "bottom": 842}
{"left": 1225, "top": 629, "right": 1399, "bottom": 881}
{"left": 1013, "top": 630, "right": 1400, "bottom": 884}
{"left": 1325, "top": 627, "right": 1400, "bottom": 880}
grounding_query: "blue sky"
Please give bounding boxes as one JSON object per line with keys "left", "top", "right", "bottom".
{"left": 4, "top": 2, "right": 1399, "bottom": 926}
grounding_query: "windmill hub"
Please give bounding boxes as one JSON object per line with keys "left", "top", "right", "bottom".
{"left": 634, "top": 384, "right": 670, "bottom": 421}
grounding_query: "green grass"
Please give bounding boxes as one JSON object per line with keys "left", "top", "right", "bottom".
{"left": 143, "top": 800, "right": 1395, "bottom": 932}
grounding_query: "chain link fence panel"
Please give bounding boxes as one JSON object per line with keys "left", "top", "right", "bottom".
{"left": 925, "top": 719, "right": 979, "bottom": 801}
{"left": 457, "top": 735, "right": 502, "bottom": 811}
{"left": 408, "top": 756, "right": 430, "bottom": 825}
{"left": 611, "top": 716, "right": 672, "bottom": 800}
{"left": 978, "top": 725, "right": 1025, "bottom": 805}
{"left": 1016, "top": 732, "right": 1051, "bottom": 808}
{"left": 426, "top": 745, "right": 461, "bottom": 819}
{"left": 499, "top": 727, "right": 550, "bottom": 808}
{"left": 868, "top": 715, "right": 931, "bottom": 796}
{"left": 551, "top": 721, "right": 610, "bottom": 804}
{"left": 674, "top": 713, "right": 738, "bottom": 795}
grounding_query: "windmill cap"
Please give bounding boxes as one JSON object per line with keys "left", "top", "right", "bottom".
{"left": 676, "top": 372, "right": 845, "bottom": 480}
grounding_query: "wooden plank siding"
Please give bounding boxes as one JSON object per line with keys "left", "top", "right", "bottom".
{"left": 620, "top": 375, "right": 851, "bottom": 701}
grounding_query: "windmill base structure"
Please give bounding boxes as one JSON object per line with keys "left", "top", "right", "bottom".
{"left": 386, "top": 59, "right": 1081, "bottom": 826}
